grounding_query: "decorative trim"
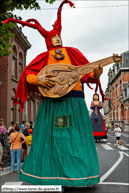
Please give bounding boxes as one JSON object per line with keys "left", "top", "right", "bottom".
{"left": 20, "top": 169, "right": 99, "bottom": 180}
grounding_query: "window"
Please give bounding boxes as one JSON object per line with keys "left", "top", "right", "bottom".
{"left": 125, "top": 108, "right": 127, "bottom": 123}
{"left": 114, "top": 107, "right": 116, "bottom": 120}
{"left": 116, "top": 84, "right": 118, "bottom": 96}
{"left": 19, "top": 52, "right": 23, "bottom": 80}
{"left": 11, "top": 98, "right": 14, "bottom": 121}
{"left": 19, "top": 64, "right": 22, "bottom": 80}
{"left": 125, "top": 88, "right": 127, "bottom": 98}
{"left": 12, "top": 46, "right": 17, "bottom": 79}
{"left": 11, "top": 109, "right": 14, "bottom": 122}
{"left": 118, "top": 106, "right": 120, "bottom": 120}
{"left": 12, "top": 56, "right": 16, "bottom": 77}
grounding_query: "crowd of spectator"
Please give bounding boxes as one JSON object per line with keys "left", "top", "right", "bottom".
{"left": 0, "top": 119, "right": 34, "bottom": 172}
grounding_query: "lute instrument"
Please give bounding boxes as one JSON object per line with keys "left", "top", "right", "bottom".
{"left": 38, "top": 54, "right": 121, "bottom": 98}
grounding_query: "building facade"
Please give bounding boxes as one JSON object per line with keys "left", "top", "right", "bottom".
{"left": 104, "top": 51, "right": 129, "bottom": 131}
{"left": 0, "top": 24, "right": 40, "bottom": 128}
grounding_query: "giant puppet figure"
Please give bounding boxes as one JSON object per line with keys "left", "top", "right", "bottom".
{"left": 90, "top": 93, "right": 107, "bottom": 142}
{"left": 3, "top": 0, "right": 121, "bottom": 187}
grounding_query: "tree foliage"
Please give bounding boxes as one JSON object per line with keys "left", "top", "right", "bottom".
{"left": 0, "top": 0, "right": 56, "bottom": 57}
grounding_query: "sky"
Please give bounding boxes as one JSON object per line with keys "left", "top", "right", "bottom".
{"left": 13, "top": 0, "right": 128, "bottom": 110}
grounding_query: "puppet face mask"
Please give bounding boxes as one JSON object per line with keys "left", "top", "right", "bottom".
{"left": 57, "top": 118, "right": 64, "bottom": 127}
{"left": 52, "top": 34, "right": 62, "bottom": 47}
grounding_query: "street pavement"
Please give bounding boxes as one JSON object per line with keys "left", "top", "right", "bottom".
{"left": 0, "top": 129, "right": 129, "bottom": 193}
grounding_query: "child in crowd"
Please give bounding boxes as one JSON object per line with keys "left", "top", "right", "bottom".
{"left": 26, "top": 129, "right": 33, "bottom": 155}
{"left": 114, "top": 123, "right": 121, "bottom": 146}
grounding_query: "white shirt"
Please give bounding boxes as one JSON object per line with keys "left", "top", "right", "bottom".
{"left": 114, "top": 127, "right": 121, "bottom": 137}
{"left": 8, "top": 126, "right": 13, "bottom": 132}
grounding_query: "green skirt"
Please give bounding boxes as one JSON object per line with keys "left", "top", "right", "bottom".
{"left": 19, "top": 93, "right": 100, "bottom": 186}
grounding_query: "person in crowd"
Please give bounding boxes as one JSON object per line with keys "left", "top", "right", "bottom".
{"left": 112, "top": 121, "right": 114, "bottom": 130}
{"left": 114, "top": 123, "right": 121, "bottom": 147}
{"left": 8, "top": 122, "right": 16, "bottom": 136}
{"left": 22, "top": 123, "right": 30, "bottom": 161}
{"left": 26, "top": 129, "right": 33, "bottom": 155}
{"left": 0, "top": 120, "right": 8, "bottom": 162}
{"left": 20, "top": 121, "right": 26, "bottom": 133}
{"left": 105, "top": 122, "right": 109, "bottom": 133}
{"left": 0, "top": 120, "right": 8, "bottom": 134}
{"left": 0, "top": 134, "right": 4, "bottom": 170}
{"left": 90, "top": 93, "right": 107, "bottom": 142}
{"left": 115, "top": 121, "right": 120, "bottom": 127}
{"left": 108, "top": 122, "right": 112, "bottom": 130}
{"left": 6, "top": 122, "right": 17, "bottom": 161}
{"left": 30, "top": 121, "right": 34, "bottom": 130}
{"left": 8, "top": 121, "right": 15, "bottom": 132}
{"left": 7, "top": 125, "right": 27, "bottom": 173}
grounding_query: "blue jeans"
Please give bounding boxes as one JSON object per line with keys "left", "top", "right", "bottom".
{"left": 10, "top": 149, "right": 22, "bottom": 172}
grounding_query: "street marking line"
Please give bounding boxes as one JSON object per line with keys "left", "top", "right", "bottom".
{"left": 117, "top": 145, "right": 129, "bottom": 151}
{"left": 0, "top": 163, "right": 23, "bottom": 176}
{"left": 101, "top": 144, "right": 113, "bottom": 150}
{"left": 100, "top": 151, "right": 123, "bottom": 183}
{"left": 4, "top": 182, "right": 23, "bottom": 185}
{"left": 122, "top": 152, "right": 129, "bottom": 157}
{"left": 99, "top": 182, "right": 129, "bottom": 186}
{"left": 121, "top": 134, "right": 129, "bottom": 138}
{"left": 107, "top": 143, "right": 111, "bottom": 144}
{"left": 108, "top": 134, "right": 115, "bottom": 139}
{"left": 102, "top": 139, "right": 107, "bottom": 142}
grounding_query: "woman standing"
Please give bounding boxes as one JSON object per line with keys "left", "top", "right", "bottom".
{"left": 8, "top": 125, "right": 27, "bottom": 173}
{"left": 90, "top": 94, "right": 107, "bottom": 142}
{"left": 22, "top": 123, "right": 30, "bottom": 161}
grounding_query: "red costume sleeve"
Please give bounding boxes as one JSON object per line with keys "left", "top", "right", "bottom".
{"left": 3, "top": 18, "right": 47, "bottom": 37}
{"left": 13, "top": 51, "right": 49, "bottom": 111}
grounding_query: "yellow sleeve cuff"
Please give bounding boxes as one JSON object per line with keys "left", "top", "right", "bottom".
{"left": 26, "top": 74, "right": 38, "bottom": 85}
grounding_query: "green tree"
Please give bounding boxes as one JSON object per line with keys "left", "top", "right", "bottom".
{"left": 0, "top": 0, "right": 56, "bottom": 57}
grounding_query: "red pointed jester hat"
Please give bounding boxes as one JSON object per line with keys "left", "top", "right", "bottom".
{"left": 45, "top": 0, "right": 74, "bottom": 50}
{"left": 32, "top": 0, "right": 75, "bottom": 50}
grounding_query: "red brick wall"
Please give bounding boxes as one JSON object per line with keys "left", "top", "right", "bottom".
{"left": 109, "top": 71, "right": 129, "bottom": 126}
{"left": 0, "top": 56, "right": 8, "bottom": 127}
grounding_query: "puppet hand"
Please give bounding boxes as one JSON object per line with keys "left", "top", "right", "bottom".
{"left": 37, "top": 74, "right": 55, "bottom": 90}
{"left": 93, "top": 64, "right": 103, "bottom": 79}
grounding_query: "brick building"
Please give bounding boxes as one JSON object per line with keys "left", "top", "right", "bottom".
{"left": 104, "top": 51, "right": 129, "bottom": 131}
{"left": 0, "top": 24, "right": 40, "bottom": 128}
